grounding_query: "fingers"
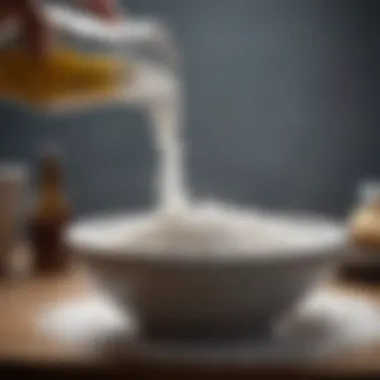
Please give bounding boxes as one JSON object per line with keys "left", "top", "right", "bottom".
{"left": 0, "top": 0, "right": 122, "bottom": 59}
{"left": 19, "top": 0, "right": 52, "bottom": 58}
{"left": 81, "top": 0, "right": 122, "bottom": 20}
{"left": 0, "top": 0, "right": 52, "bottom": 58}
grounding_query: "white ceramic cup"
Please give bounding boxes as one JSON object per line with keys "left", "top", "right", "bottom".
{"left": 0, "top": 164, "right": 27, "bottom": 275}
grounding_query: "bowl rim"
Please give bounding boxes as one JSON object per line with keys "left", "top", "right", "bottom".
{"left": 68, "top": 210, "right": 348, "bottom": 268}
{"left": 73, "top": 243, "right": 346, "bottom": 270}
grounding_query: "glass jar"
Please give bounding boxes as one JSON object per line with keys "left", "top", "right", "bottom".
{"left": 0, "top": 4, "right": 181, "bottom": 110}
{"left": 349, "top": 181, "right": 380, "bottom": 251}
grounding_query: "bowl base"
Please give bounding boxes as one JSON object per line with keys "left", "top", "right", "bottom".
{"left": 139, "top": 317, "right": 277, "bottom": 343}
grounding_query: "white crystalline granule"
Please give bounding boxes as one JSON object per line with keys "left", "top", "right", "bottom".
{"left": 107, "top": 202, "right": 343, "bottom": 256}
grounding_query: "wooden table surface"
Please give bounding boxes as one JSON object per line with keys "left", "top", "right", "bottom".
{"left": 1, "top": 251, "right": 380, "bottom": 379}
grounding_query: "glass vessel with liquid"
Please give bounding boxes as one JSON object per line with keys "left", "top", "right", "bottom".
{"left": 349, "top": 181, "right": 380, "bottom": 251}
{"left": 0, "top": 4, "right": 187, "bottom": 215}
{"left": 0, "top": 5, "right": 180, "bottom": 108}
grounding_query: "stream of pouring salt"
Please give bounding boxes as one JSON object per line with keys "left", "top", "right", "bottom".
{"left": 128, "top": 63, "right": 188, "bottom": 217}
{"left": 144, "top": 69, "right": 187, "bottom": 214}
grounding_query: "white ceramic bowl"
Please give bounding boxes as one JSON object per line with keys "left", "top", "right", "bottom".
{"left": 68, "top": 210, "right": 346, "bottom": 339}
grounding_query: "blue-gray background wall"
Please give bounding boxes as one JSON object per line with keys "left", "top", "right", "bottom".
{"left": 0, "top": 0, "right": 379, "bottom": 218}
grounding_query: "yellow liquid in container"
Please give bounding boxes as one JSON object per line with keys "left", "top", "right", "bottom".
{"left": 350, "top": 203, "right": 380, "bottom": 252}
{"left": 0, "top": 47, "right": 133, "bottom": 107}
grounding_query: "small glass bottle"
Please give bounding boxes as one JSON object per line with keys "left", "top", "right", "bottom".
{"left": 349, "top": 181, "right": 380, "bottom": 252}
{"left": 28, "top": 148, "right": 72, "bottom": 274}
